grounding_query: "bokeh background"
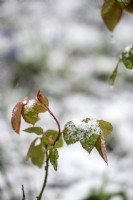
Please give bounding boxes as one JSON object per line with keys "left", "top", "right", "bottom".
{"left": 0, "top": 0, "right": 133, "bottom": 199}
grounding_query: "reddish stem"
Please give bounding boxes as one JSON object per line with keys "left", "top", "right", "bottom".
{"left": 46, "top": 106, "right": 61, "bottom": 146}
{"left": 40, "top": 103, "right": 61, "bottom": 146}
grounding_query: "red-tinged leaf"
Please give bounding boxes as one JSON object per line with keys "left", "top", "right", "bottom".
{"left": 36, "top": 90, "right": 49, "bottom": 109}
{"left": 95, "top": 131, "right": 108, "bottom": 165}
{"left": 101, "top": 0, "right": 122, "bottom": 31}
{"left": 36, "top": 100, "right": 48, "bottom": 113}
{"left": 11, "top": 102, "right": 24, "bottom": 134}
{"left": 100, "top": 130, "right": 108, "bottom": 164}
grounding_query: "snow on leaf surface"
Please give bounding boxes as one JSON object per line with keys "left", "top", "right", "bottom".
{"left": 22, "top": 99, "right": 40, "bottom": 125}
{"left": 109, "top": 45, "right": 133, "bottom": 85}
{"left": 63, "top": 121, "right": 80, "bottom": 144}
{"left": 121, "top": 45, "right": 133, "bottom": 69}
{"left": 49, "top": 148, "right": 59, "bottom": 171}
{"left": 63, "top": 119, "right": 100, "bottom": 152}
{"left": 63, "top": 118, "right": 112, "bottom": 163}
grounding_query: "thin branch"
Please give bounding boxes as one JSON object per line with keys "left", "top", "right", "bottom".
{"left": 36, "top": 92, "right": 62, "bottom": 200}
{"left": 46, "top": 106, "right": 61, "bottom": 146}
{"left": 36, "top": 156, "right": 50, "bottom": 200}
{"left": 40, "top": 104, "right": 62, "bottom": 146}
{"left": 22, "top": 185, "right": 25, "bottom": 200}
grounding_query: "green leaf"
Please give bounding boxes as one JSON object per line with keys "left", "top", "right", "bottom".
{"left": 109, "top": 62, "right": 119, "bottom": 85}
{"left": 95, "top": 131, "right": 108, "bottom": 164}
{"left": 41, "top": 136, "right": 51, "bottom": 149}
{"left": 49, "top": 148, "right": 59, "bottom": 171}
{"left": 101, "top": 0, "right": 122, "bottom": 31}
{"left": 121, "top": 45, "right": 133, "bottom": 69}
{"left": 45, "top": 130, "right": 63, "bottom": 148}
{"left": 80, "top": 133, "right": 99, "bottom": 153}
{"left": 63, "top": 119, "right": 101, "bottom": 152}
{"left": 98, "top": 120, "right": 113, "bottom": 135}
{"left": 63, "top": 121, "right": 79, "bottom": 145}
{"left": 22, "top": 98, "right": 47, "bottom": 125}
{"left": 22, "top": 99, "right": 40, "bottom": 125}
{"left": 109, "top": 45, "right": 133, "bottom": 86}
{"left": 26, "top": 138, "right": 45, "bottom": 167}
{"left": 26, "top": 138, "right": 39, "bottom": 160}
{"left": 23, "top": 127, "right": 44, "bottom": 135}
{"left": 31, "top": 144, "right": 45, "bottom": 167}
{"left": 63, "top": 119, "right": 112, "bottom": 161}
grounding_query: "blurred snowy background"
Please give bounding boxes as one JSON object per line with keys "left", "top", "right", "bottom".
{"left": 0, "top": 0, "right": 133, "bottom": 199}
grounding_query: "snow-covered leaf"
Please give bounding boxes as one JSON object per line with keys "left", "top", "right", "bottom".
{"left": 121, "top": 45, "right": 133, "bottom": 69}
{"left": 110, "top": 45, "right": 133, "bottom": 85}
{"left": 80, "top": 133, "right": 99, "bottom": 153}
{"left": 22, "top": 99, "right": 40, "bottom": 125}
{"left": 49, "top": 148, "right": 59, "bottom": 171}
{"left": 63, "top": 121, "right": 79, "bottom": 145}
{"left": 63, "top": 119, "right": 101, "bottom": 153}
{"left": 63, "top": 119, "right": 112, "bottom": 163}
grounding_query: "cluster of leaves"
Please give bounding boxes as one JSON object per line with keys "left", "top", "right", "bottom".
{"left": 25, "top": 129, "right": 63, "bottom": 170}
{"left": 11, "top": 91, "right": 113, "bottom": 169}
{"left": 109, "top": 45, "right": 133, "bottom": 85}
{"left": 101, "top": 1, "right": 133, "bottom": 84}
{"left": 63, "top": 118, "right": 112, "bottom": 164}
{"left": 101, "top": 0, "right": 133, "bottom": 31}
{"left": 11, "top": 90, "right": 63, "bottom": 170}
